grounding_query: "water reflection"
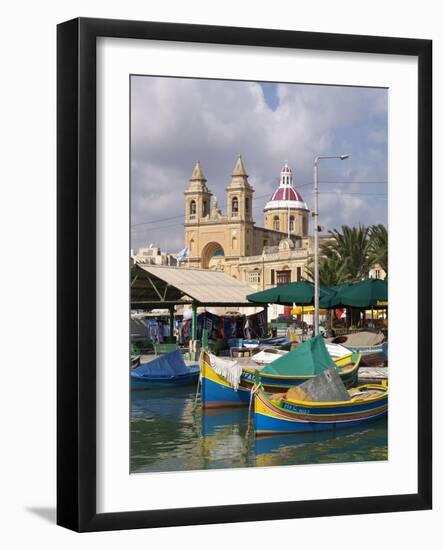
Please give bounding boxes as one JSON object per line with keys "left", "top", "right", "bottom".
{"left": 130, "top": 387, "right": 387, "bottom": 474}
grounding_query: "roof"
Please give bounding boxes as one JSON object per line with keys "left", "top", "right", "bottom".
{"left": 264, "top": 185, "right": 309, "bottom": 211}
{"left": 270, "top": 186, "right": 305, "bottom": 202}
{"left": 131, "top": 264, "right": 257, "bottom": 307}
{"left": 189, "top": 160, "right": 206, "bottom": 181}
{"left": 232, "top": 155, "right": 248, "bottom": 177}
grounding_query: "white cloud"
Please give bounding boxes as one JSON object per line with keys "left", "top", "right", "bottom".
{"left": 131, "top": 76, "right": 387, "bottom": 252}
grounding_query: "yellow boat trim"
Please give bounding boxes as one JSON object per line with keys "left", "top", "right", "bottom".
{"left": 264, "top": 384, "right": 387, "bottom": 409}
{"left": 256, "top": 392, "right": 388, "bottom": 418}
{"left": 334, "top": 353, "right": 353, "bottom": 367}
{"left": 256, "top": 405, "right": 388, "bottom": 423}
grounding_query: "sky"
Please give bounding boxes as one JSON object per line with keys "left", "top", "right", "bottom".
{"left": 131, "top": 76, "right": 387, "bottom": 254}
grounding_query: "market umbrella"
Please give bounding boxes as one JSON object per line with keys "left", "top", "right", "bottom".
{"left": 328, "top": 278, "right": 388, "bottom": 308}
{"left": 247, "top": 281, "right": 334, "bottom": 307}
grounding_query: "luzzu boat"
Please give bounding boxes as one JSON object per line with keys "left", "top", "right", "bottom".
{"left": 254, "top": 381, "right": 388, "bottom": 435}
{"left": 200, "top": 336, "right": 361, "bottom": 408}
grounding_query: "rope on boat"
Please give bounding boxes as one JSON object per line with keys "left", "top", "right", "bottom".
{"left": 246, "top": 382, "right": 260, "bottom": 438}
{"left": 192, "top": 350, "right": 204, "bottom": 413}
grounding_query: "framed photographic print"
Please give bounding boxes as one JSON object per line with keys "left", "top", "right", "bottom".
{"left": 57, "top": 17, "right": 432, "bottom": 532}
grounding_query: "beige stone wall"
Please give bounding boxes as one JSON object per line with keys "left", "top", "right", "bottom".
{"left": 263, "top": 208, "right": 309, "bottom": 237}
{"left": 239, "top": 246, "right": 312, "bottom": 290}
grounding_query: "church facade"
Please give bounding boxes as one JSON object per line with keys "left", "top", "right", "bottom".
{"left": 183, "top": 155, "right": 314, "bottom": 291}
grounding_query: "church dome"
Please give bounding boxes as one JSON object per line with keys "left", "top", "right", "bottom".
{"left": 264, "top": 162, "right": 308, "bottom": 211}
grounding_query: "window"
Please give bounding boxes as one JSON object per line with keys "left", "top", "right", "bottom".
{"left": 232, "top": 197, "right": 239, "bottom": 216}
{"left": 273, "top": 216, "right": 280, "bottom": 231}
{"left": 296, "top": 266, "right": 302, "bottom": 281}
{"left": 248, "top": 271, "right": 261, "bottom": 285}
{"left": 189, "top": 200, "right": 196, "bottom": 219}
{"left": 276, "top": 270, "right": 291, "bottom": 285}
{"left": 270, "top": 269, "right": 275, "bottom": 285}
{"left": 289, "top": 216, "right": 295, "bottom": 232}
{"left": 202, "top": 200, "right": 208, "bottom": 217}
{"left": 375, "top": 269, "right": 381, "bottom": 279}
{"left": 245, "top": 197, "right": 249, "bottom": 213}
{"left": 302, "top": 216, "right": 308, "bottom": 236}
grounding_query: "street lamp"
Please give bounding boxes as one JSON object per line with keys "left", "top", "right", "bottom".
{"left": 313, "top": 154, "right": 349, "bottom": 336}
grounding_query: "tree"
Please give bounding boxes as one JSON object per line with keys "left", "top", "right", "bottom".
{"left": 321, "top": 225, "right": 373, "bottom": 282}
{"left": 369, "top": 224, "right": 388, "bottom": 276}
{"left": 306, "top": 254, "right": 346, "bottom": 287}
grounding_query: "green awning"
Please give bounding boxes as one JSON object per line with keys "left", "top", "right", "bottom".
{"left": 261, "top": 335, "right": 337, "bottom": 376}
{"left": 328, "top": 278, "right": 388, "bottom": 308}
{"left": 247, "top": 281, "right": 334, "bottom": 307}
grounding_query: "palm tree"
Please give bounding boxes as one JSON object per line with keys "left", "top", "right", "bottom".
{"left": 306, "top": 254, "right": 346, "bottom": 287}
{"left": 369, "top": 224, "right": 388, "bottom": 275}
{"left": 321, "top": 225, "right": 373, "bottom": 282}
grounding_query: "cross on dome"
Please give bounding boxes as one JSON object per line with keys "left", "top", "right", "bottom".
{"left": 264, "top": 161, "right": 308, "bottom": 211}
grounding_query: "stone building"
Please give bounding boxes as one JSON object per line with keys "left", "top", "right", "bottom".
{"left": 131, "top": 245, "right": 177, "bottom": 267}
{"left": 184, "top": 155, "right": 313, "bottom": 288}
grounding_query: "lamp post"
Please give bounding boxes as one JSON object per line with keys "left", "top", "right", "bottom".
{"left": 313, "top": 154, "right": 349, "bottom": 336}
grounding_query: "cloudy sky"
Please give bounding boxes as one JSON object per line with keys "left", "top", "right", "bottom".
{"left": 131, "top": 76, "right": 387, "bottom": 254}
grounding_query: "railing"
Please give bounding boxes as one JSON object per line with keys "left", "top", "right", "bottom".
{"left": 240, "top": 248, "right": 311, "bottom": 264}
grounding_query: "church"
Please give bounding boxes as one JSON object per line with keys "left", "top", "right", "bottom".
{"left": 184, "top": 155, "right": 314, "bottom": 291}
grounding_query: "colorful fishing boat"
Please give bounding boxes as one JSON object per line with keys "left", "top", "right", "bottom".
{"left": 200, "top": 336, "right": 361, "bottom": 408}
{"left": 131, "top": 350, "right": 199, "bottom": 390}
{"left": 254, "top": 380, "right": 388, "bottom": 435}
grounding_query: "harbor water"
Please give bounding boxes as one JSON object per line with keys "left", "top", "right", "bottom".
{"left": 130, "top": 386, "right": 388, "bottom": 473}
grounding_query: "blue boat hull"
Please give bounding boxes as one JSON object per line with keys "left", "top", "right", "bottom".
{"left": 255, "top": 408, "right": 387, "bottom": 434}
{"left": 131, "top": 370, "right": 199, "bottom": 390}
{"left": 201, "top": 375, "right": 251, "bottom": 407}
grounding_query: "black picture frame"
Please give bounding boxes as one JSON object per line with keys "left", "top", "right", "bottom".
{"left": 57, "top": 17, "right": 432, "bottom": 532}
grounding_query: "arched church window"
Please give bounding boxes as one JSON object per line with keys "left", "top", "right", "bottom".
{"left": 245, "top": 197, "right": 249, "bottom": 213}
{"left": 232, "top": 197, "right": 239, "bottom": 216}
{"left": 202, "top": 200, "right": 208, "bottom": 217}
{"left": 273, "top": 216, "right": 280, "bottom": 231}
{"left": 289, "top": 216, "right": 295, "bottom": 232}
{"left": 190, "top": 200, "right": 196, "bottom": 218}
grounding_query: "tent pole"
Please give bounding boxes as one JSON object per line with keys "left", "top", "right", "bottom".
{"left": 169, "top": 305, "right": 174, "bottom": 340}
{"left": 301, "top": 305, "right": 304, "bottom": 342}
{"left": 191, "top": 302, "right": 197, "bottom": 341}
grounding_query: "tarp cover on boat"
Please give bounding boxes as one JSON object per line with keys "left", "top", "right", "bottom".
{"left": 132, "top": 350, "right": 194, "bottom": 378}
{"left": 261, "top": 335, "right": 337, "bottom": 376}
{"left": 330, "top": 330, "right": 384, "bottom": 347}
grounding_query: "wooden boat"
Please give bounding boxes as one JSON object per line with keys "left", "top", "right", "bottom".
{"left": 325, "top": 343, "right": 353, "bottom": 366}
{"left": 329, "top": 332, "right": 387, "bottom": 360}
{"left": 131, "top": 350, "right": 199, "bottom": 390}
{"left": 254, "top": 383, "right": 388, "bottom": 435}
{"left": 200, "top": 336, "right": 361, "bottom": 408}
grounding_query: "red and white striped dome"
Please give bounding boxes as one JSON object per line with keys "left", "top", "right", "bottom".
{"left": 264, "top": 162, "right": 308, "bottom": 211}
